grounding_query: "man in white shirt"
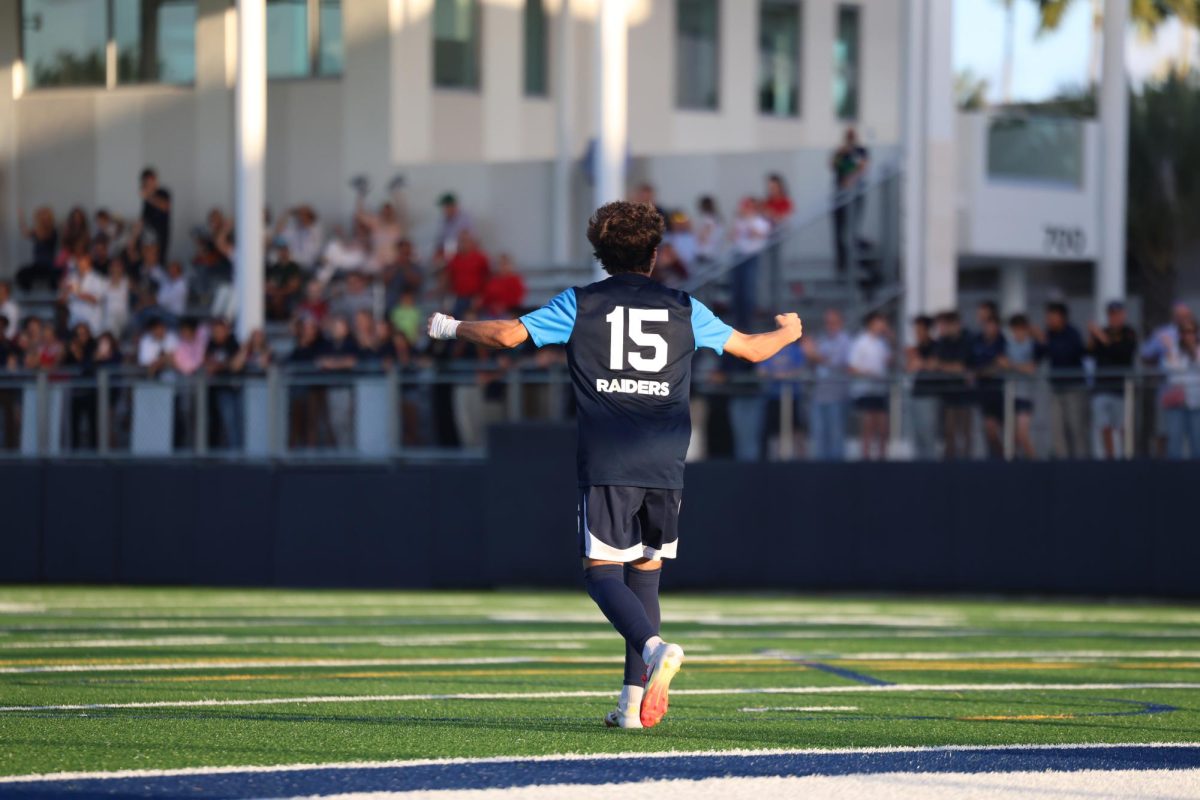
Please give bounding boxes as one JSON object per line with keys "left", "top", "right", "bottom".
{"left": 151, "top": 261, "right": 189, "bottom": 318}
{"left": 138, "top": 319, "right": 179, "bottom": 378}
{"left": 276, "top": 205, "right": 324, "bottom": 270}
{"left": 61, "top": 255, "right": 107, "bottom": 334}
{"left": 848, "top": 311, "right": 892, "bottom": 460}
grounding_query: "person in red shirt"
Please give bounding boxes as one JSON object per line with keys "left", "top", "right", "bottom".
{"left": 444, "top": 232, "right": 490, "bottom": 316}
{"left": 480, "top": 254, "right": 527, "bottom": 317}
{"left": 762, "top": 173, "right": 794, "bottom": 227}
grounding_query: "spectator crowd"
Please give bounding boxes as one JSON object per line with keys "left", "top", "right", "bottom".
{"left": 2, "top": 161, "right": 1198, "bottom": 460}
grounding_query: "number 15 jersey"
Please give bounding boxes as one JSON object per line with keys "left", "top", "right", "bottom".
{"left": 520, "top": 272, "right": 734, "bottom": 489}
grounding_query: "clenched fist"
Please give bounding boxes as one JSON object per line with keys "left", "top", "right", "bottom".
{"left": 775, "top": 313, "right": 803, "bottom": 342}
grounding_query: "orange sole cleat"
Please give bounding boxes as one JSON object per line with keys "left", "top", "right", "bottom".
{"left": 639, "top": 643, "right": 685, "bottom": 728}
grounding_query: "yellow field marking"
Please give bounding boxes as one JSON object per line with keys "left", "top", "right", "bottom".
{"left": 1116, "top": 662, "right": 1200, "bottom": 669}
{"left": 958, "top": 714, "right": 1077, "bottom": 721}
{"left": 833, "top": 660, "right": 1082, "bottom": 672}
{"left": 108, "top": 664, "right": 807, "bottom": 684}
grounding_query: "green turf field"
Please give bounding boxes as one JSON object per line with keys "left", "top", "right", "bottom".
{"left": 1, "top": 587, "right": 1198, "bottom": 778}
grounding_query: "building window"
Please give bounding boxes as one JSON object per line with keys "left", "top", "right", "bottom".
{"left": 317, "top": 0, "right": 344, "bottom": 77}
{"left": 265, "top": 0, "right": 342, "bottom": 79}
{"left": 834, "top": 5, "right": 860, "bottom": 120}
{"left": 434, "top": 0, "right": 481, "bottom": 90}
{"left": 676, "top": 0, "right": 719, "bottom": 110}
{"left": 114, "top": 0, "right": 197, "bottom": 85}
{"left": 759, "top": 0, "right": 800, "bottom": 117}
{"left": 524, "top": 0, "right": 548, "bottom": 97}
{"left": 20, "top": 0, "right": 117, "bottom": 88}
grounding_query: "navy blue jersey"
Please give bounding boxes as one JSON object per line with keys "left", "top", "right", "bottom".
{"left": 521, "top": 273, "right": 733, "bottom": 489}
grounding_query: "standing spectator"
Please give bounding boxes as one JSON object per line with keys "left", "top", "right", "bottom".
{"left": 0, "top": 317, "right": 19, "bottom": 450}
{"left": 931, "top": 311, "right": 973, "bottom": 459}
{"left": 102, "top": 260, "right": 133, "bottom": 338}
{"left": 296, "top": 279, "right": 329, "bottom": 325}
{"left": 205, "top": 318, "right": 242, "bottom": 450}
{"left": 266, "top": 245, "right": 305, "bottom": 320}
{"left": 357, "top": 199, "right": 404, "bottom": 274}
{"left": 153, "top": 261, "right": 189, "bottom": 319}
{"left": 803, "top": 308, "right": 852, "bottom": 461}
{"left": 89, "top": 235, "right": 113, "bottom": 275}
{"left": 1160, "top": 321, "right": 1200, "bottom": 459}
{"left": 287, "top": 317, "right": 331, "bottom": 449}
{"left": 720, "top": 352, "right": 765, "bottom": 462}
{"left": 730, "top": 197, "right": 771, "bottom": 329}
{"left": 126, "top": 233, "right": 164, "bottom": 287}
{"left": 972, "top": 311, "right": 1008, "bottom": 459}
{"left": 60, "top": 254, "right": 106, "bottom": 334}
{"left": 16, "top": 207, "right": 60, "bottom": 291}
{"left": 0, "top": 281, "right": 19, "bottom": 338}
{"left": 760, "top": 339, "right": 806, "bottom": 459}
{"left": 137, "top": 318, "right": 178, "bottom": 379}
{"left": 62, "top": 324, "right": 98, "bottom": 450}
{"left": 382, "top": 238, "right": 425, "bottom": 310}
{"left": 480, "top": 254, "right": 526, "bottom": 317}
{"left": 139, "top": 166, "right": 173, "bottom": 257}
{"left": 443, "top": 232, "right": 490, "bottom": 317}
{"left": 1004, "top": 314, "right": 1039, "bottom": 460}
{"left": 848, "top": 311, "right": 891, "bottom": 460}
{"left": 59, "top": 207, "right": 90, "bottom": 266}
{"left": 695, "top": 196, "right": 724, "bottom": 263}
{"left": 651, "top": 243, "right": 688, "bottom": 288}
{"left": 631, "top": 183, "right": 670, "bottom": 222}
{"left": 1140, "top": 302, "right": 1195, "bottom": 457}
{"left": 762, "top": 173, "right": 794, "bottom": 227}
{"left": 191, "top": 208, "right": 235, "bottom": 315}
{"left": 235, "top": 329, "right": 274, "bottom": 375}
{"left": 274, "top": 205, "right": 324, "bottom": 271}
{"left": 353, "top": 309, "right": 386, "bottom": 363}
{"left": 1087, "top": 301, "right": 1138, "bottom": 459}
{"left": 330, "top": 271, "right": 376, "bottom": 321}
{"left": 389, "top": 290, "right": 422, "bottom": 346}
{"left": 318, "top": 223, "right": 370, "bottom": 283}
{"left": 171, "top": 319, "right": 208, "bottom": 446}
{"left": 830, "top": 127, "right": 870, "bottom": 273}
{"left": 662, "top": 212, "right": 696, "bottom": 268}
{"left": 907, "top": 314, "right": 940, "bottom": 460}
{"left": 318, "top": 315, "right": 360, "bottom": 448}
{"left": 434, "top": 193, "right": 474, "bottom": 259}
{"left": 1035, "top": 302, "right": 1089, "bottom": 459}
{"left": 93, "top": 209, "right": 126, "bottom": 253}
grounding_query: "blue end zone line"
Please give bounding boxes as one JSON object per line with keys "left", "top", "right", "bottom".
{"left": 799, "top": 660, "right": 895, "bottom": 686}
{"left": 4, "top": 745, "right": 1199, "bottom": 798}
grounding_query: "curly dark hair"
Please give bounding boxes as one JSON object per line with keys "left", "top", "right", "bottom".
{"left": 586, "top": 201, "right": 665, "bottom": 275}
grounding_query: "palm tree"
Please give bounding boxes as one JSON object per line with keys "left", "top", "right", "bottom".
{"left": 1034, "top": 0, "right": 1200, "bottom": 39}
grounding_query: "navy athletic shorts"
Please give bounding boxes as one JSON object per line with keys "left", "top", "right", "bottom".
{"left": 578, "top": 485, "right": 682, "bottom": 562}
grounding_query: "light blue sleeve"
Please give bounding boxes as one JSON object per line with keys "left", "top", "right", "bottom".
{"left": 691, "top": 298, "right": 734, "bottom": 354}
{"left": 519, "top": 289, "right": 577, "bottom": 347}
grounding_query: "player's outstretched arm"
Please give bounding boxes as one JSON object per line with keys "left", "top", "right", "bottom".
{"left": 428, "top": 312, "right": 529, "bottom": 349}
{"left": 724, "top": 313, "right": 803, "bottom": 363}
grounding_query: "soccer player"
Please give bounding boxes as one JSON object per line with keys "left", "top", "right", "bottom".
{"left": 428, "top": 202, "right": 803, "bottom": 729}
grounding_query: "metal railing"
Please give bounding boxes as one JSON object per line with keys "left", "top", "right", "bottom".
{"left": 0, "top": 363, "right": 1195, "bottom": 461}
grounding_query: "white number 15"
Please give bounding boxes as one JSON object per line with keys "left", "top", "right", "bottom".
{"left": 606, "top": 306, "right": 669, "bottom": 372}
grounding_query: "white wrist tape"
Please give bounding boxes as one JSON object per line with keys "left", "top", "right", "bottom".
{"left": 429, "top": 312, "right": 460, "bottom": 340}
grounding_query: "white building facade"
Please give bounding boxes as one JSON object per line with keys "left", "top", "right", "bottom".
{"left": 0, "top": 0, "right": 1127, "bottom": 327}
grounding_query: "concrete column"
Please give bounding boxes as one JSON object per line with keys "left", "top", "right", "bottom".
{"left": 389, "top": 0, "right": 434, "bottom": 164}
{"left": 0, "top": 2, "right": 19, "bottom": 277}
{"left": 1097, "top": 0, "right": 1129, "bottom": 314}
{"left": 593, "top": 0, "right": 627, "bottom": 211}
{"left": 194, "top": 0, "right": 235, "bottom": 216}
{"left": 552, "top": 0, "right": 576, "bottom": 265}
{"left": 235, "top": 0, "right": 266, "bottom": 339}
{"left": 902, "top": 0, "right": 956, "bottom": 326}
{"left": 1000, "top": 262, "right": 1028, "bottom": 317}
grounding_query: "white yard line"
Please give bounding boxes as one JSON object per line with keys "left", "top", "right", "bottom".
{"left": 740, "top": 706, "right": 861, "bottom": 713}
{"left": 3, "top": 742, "right": 1198, "bottom": 784}
{"left": 0, "top": 653, "right": 780, "bottom": 674}
{"left": 3, "top": 683, "right": 1199, "bottom": 714}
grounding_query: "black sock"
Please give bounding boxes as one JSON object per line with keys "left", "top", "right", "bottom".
{"left": 584, "top": 564, "right": 657, "bottom": 661}
{"left": 623, "top": 565, "right": 662, "bottom": 686}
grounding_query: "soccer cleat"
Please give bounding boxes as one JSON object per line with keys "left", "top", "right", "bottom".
{"left": 603, "top": 708, "right": 644, "bottom": 729}
{"left": 639, "top": 642, "right": 685, "bottom": 728}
